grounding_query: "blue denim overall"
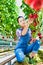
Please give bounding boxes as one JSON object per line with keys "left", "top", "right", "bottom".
{"left": 15, "top": 28, "right": 40, "bottom": 62}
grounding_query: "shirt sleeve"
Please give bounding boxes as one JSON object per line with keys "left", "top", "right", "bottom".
{"left": 28, "top": 28, "right": 32, "bottom": 37}
{"left": 16, "top": 29, "right": 22, "bottom": 38}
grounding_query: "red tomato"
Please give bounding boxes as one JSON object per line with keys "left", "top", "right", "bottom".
{"left": 33, "top": 14, "right": 38, "bottom": 19}
{"left": 38, "top": 33, "right": 41, "bottom": 36}
{"left": 24, "top": 0, "right": 43, "bottom": 11}
{"left": 39, "top": 35, "right": 42, "bottom": 39}
{"left": 29, "top": 13, "right": 38, "bottom": 19}
{"left": 33, "top": 21, "right": 37, "bottom": 26}
{"left": 29, "top": 14, "right": 33, "bottom": 18}
{"left": 33, "top": 0, "right": 42, "bottom": 11}
{"left": 2, "top": 36, "right": 4, "bottom": 39}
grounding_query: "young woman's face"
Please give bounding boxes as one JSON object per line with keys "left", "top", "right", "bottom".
{"left": 18, "top": 17, "right": 26, "bottom": 27}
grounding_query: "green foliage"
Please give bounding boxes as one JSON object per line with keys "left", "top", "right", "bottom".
{"left": 38, "top": 9, "right": 43, "bottom": 34}
{"left": 38, "top": 50, "right": 43, "bottom": 62}
{"left": 20, "top": 1, "right": 35, "bottom": 19}
{"left": 0, "top": 0, "right": 19, "bottom": 38}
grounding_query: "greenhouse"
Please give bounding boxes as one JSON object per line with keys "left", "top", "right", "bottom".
{"left": 0, "top": 0, "right": 43, "bottom": 65}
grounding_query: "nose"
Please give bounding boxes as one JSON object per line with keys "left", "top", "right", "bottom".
{"left": 22, "top": 21, "right": 25, "bottom": 23}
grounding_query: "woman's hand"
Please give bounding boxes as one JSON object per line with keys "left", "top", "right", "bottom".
{"left": 21, "top": 23, "right": 29, "bottom": 36}
{"left": 28, "top": 18, "right": 34, "bottom": 25}
{"left": 30, "top": 38, "right": 36, "bottom": 43}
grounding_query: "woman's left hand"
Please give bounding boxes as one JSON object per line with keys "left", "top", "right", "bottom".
{"left": 30, "top": 38, "right": 36, "bottom": 43}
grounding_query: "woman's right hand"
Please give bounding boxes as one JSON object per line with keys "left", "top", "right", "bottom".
{"left": 28, "top": 18, "right": 34, "bottom": 25}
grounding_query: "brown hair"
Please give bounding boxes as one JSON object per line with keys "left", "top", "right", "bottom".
{"left": 17, "top": 16, "right": 23, "bottom": 23}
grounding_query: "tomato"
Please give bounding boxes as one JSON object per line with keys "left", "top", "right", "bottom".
{"left": 24, "top": 0, "right": 43, "bottom": 11}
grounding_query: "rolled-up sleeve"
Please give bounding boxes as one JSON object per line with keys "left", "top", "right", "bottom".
{"left": 16, "top": 29, "right": 22, "bottom": 38}
{"left": 28, "top": 28, "right": 32, "bottom": 37}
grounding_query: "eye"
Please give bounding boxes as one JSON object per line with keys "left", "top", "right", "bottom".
{"left": 19, "top": 19, "right": 25, "bottom": 22}
{"left": 20, "top": 20, "right": 22, "bottom": 22}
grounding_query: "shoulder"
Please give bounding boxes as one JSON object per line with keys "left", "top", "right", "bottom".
{"left": 16, "top": 28, "right": 22, "bottom": 32}
{"left": 16, "top": 28, "right": 22, "bottom": 35}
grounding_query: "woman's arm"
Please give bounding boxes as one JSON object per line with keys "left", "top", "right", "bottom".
{"left": 21, "top": 23, "right": 29, "bottom": 36}
{"left": 22, "top": 18, "right": 33, "bottom": 36}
